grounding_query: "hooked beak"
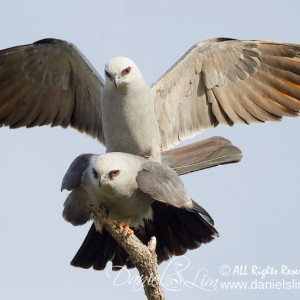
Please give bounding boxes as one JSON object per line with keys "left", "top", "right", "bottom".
{"left": 113, "top": 75, "right": 119, "bottom": 89}
{"left": 99, "top": 175, "right": 105, "bottom": 187}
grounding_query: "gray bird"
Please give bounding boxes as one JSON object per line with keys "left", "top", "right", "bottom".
{"left": 0, "top": 38, "right": 299, "bottom": 162}
{"left": 61, "top": 152, "right": 218, "bottom": 270}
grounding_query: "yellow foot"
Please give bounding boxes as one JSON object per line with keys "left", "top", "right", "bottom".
{"left": 121, "top": 224, "right": 134, "bottom": 236}
{"left": 115, "top": 221, "right": 134, "bottom": 236}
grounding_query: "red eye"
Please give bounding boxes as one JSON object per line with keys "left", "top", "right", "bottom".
{"left": 122, "top": 67, "right": 131, "bottom": 75}
{"left": 109, "top": 170, "right": 120, "bottom": 178}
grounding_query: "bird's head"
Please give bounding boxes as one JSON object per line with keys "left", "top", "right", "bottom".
{"left": 104, "top": 57, "right": 145, "bottom": 90}
{"left": 88, "top": 153, "right": 140, "bottom": 197}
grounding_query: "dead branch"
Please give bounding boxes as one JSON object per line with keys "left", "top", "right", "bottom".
{"left": 88, "top": 203, "right": 165, "bottom": 300}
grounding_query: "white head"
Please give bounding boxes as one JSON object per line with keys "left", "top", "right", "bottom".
{"left": 104, "top": 57, "right": 145, "bottom": 89}
{"left": 88, "top": 152, "right": 142, "bottom": 198}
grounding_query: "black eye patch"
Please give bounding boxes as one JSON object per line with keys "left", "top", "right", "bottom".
{"left": 92, "top": 168, "right": 98, "bottom": 179}
{"left": 105, "top": 70, "right": 113, "bottom": 81}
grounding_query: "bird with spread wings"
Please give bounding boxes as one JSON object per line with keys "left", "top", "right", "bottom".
{"left": 0, "top": 37, "right": 299, "bottom": 162}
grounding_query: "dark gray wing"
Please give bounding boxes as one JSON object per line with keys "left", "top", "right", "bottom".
{"left": 152, "top": 38, "right": 300, "bottom": 150}
{"left": 0, "top": 39, "right": 105, "bottom": 143}
{"left": 61, "top": 153, "right": 93, "bottom": 191}
{"left": 63, "top": 187, "right": 92, "bottom": 226}
{"left": 61, "top": 153, "right": 94, "bottom": 226}
{"left": 136, "top": 160, "right": 193, "bottom": 209}
{"left": 136, "top": 161, "right": 218, "bottom": 264}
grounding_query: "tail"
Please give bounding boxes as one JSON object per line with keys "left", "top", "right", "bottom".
{"left": 161, "top": 136, "right": 242, "bottom": 175}
{"left": 70, "top": 201, "right": 218, "bottom": 270}
{"left": 70, "top": 225, "right": 133, "bottom": 271}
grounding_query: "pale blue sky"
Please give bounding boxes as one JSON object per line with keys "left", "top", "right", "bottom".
{"left": 0, "top": 1, "right": 299, "bottom": 299}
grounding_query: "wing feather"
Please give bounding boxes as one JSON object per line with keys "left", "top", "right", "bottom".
{"left": 0, "top": 38, "right": 105, "bottom": 143}
{"left": 61, "top": 153, "right": 93, "bottom": 191}
{"left": 152, "top": 38, "right": 300, "bottom": 150}
{"left": 136, "top": 160, "right": 193, "bottom": 209}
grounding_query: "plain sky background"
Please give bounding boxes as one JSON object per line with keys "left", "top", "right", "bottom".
{"left": 0, "top": 1, "right": 299, "bottom": 299}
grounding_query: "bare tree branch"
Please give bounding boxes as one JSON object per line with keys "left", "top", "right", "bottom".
{"left": 88, "top": 203, "right": 165, "bottom": 300}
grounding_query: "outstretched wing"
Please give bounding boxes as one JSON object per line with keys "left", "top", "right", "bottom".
{"left": 152, "top": 38, "right": 300, "bottom": 150}
{"left": 0, "top": 39, "right": 105, "bottom": 143}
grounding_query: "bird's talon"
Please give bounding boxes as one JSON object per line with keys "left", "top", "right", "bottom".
{"left": 119, "top": 223, "right": 134, "bottom": 236}
{"left": 127, "top": 228, "right": 134, "bottom": 235}
{"left": 123, "top": 225, "right": 134, "bottom": 235}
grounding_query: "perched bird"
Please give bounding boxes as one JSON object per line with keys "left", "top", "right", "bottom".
{"left": 0, "top": 38, "right": 299, "bottom": 162}
{"left": 61, "top": 152, "right": 218, "bottom": 270}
